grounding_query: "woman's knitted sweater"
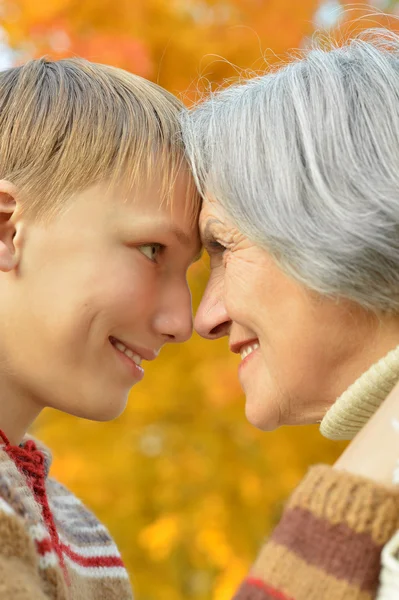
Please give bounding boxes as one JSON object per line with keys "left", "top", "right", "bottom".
{"left": 234, "top": 345, "right": 399, "bottom": 600}
{"left": 0, "top": 430, "right": 133, "bottom": 599}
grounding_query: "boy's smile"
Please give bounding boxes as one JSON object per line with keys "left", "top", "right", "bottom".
{"left": 0, "top": 172, "right": 201, "bottom": 442}
{"left": 109, "top": 335, "right": 159, "bottom": 382}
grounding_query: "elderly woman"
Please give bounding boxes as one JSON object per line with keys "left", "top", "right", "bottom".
{"left": 181, "top": 29, "right": 399, "bottom": 600}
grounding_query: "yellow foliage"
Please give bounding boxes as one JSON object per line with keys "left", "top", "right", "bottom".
{"left": 239, "top": 473, "right": 262, "bottom": 506}
{"left": 195, "top": 527, "right": 232, "bottom": 568}
{"left": 213, "top": 558, "right": 248, "bottom": 600}
{"left": 138, "top": 515, "right": 181, "bottom": 561}
{"left": 1, "top": 0, "right": 320, "bottom": 93}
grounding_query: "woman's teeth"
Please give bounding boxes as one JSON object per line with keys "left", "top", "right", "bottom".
{"left": 113, "top": 340, "right": 142, "bottom": 366}
{"left": 240, "top": 342, "right": 260, "bottom": 361}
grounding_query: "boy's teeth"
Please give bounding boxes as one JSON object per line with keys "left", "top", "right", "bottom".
{"left": 113, "top": 339, "right": 142, "bottom": 365}
{"left": 124, "top": 348, "right": 142, "bottom": 366}
{"left": 114, "top": 341, "right": 126, "bottom": 353}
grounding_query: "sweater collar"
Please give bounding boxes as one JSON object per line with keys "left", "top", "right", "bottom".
{"left": 0, "top": 430, "right": 52, "bottom": 478}
{"left": 320, "top": 344, "right": 399, "bottom": 440}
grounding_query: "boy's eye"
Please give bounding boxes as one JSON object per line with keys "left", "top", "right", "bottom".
{"left": 138, "top": 243, "right": 163, "bottom": 262}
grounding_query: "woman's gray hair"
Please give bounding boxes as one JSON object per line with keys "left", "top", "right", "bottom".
{"left": 181, "top": 28, "right": 399, "bottom": 312}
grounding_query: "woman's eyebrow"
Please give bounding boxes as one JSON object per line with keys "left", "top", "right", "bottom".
{"left": 201, "top": 218, "right": 222, "bottom": 244}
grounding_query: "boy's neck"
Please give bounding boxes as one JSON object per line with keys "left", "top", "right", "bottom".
{"left": 0, "top": 376, "right": 42, "bottom": 445}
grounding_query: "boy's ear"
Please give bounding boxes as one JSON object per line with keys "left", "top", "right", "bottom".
{"left": 0, "top": 180, "right": 21, "bottom": 272}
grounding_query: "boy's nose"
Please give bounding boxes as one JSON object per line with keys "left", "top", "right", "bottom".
{"left": 153, "top": 286, "right": 193, "bottom": 343}
{"left": 157, "top": 313, "right": 193, "bottom": 343}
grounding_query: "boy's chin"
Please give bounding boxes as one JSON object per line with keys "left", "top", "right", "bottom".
{"left": 64, "top": 393, "right": 130, "bottom": 422}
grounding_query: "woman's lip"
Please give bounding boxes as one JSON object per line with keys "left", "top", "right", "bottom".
{"left": 229, "top": 338, "right": 259, "bottom": 354}
{"left": 238, "top": 346, "right": 261, "bottom": 371}
{"left": 111, "top": 342, "right": 145, "bottom": 381}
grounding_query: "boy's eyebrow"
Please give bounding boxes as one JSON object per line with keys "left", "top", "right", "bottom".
{"left": 170, "top": 226, "right": 203, "bottom": 262}
{"left": 171, "top": 226, "right": 193, "bottom": 247}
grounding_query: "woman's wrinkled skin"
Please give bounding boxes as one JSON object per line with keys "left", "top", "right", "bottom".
{"left": 195, "top": 197, "right": 399, "bottom": 431}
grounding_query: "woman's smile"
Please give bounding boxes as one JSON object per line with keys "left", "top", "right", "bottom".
{"left": 239, "top": 343, "right": 261, "bottom": 371}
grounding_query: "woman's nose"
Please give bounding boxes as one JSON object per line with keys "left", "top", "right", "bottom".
{"left": 194, "top": 283, "right": 231, "bottom": 339}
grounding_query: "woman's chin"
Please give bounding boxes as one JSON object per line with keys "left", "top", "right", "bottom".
{"left": 244, "top": 394, "right": 323, "bottom": 430}
{"left": 244, "top": 396, "right": 281, "bottom": 431}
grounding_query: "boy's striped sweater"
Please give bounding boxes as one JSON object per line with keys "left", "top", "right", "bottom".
{"left": 0, "top": 430, "right": 133, "bottom": 599}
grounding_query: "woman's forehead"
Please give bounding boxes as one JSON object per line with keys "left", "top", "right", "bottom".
{"left": 199, "top": 198, "right": 230, "bottom": 227}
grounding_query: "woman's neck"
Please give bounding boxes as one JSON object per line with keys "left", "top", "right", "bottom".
{"left": 320, "top": 343, "right": 399, "bottom": 440}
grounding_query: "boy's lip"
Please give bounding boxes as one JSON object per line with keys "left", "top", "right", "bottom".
{"left": 109, "top": 336, "right": 159, "bottom": 361}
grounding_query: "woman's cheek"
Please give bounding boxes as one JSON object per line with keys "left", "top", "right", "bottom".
{"left": 226, "top": 259, "right": 250, "bottom": 296}
{"left": 225, "top": 269, "right": 248, "bottom": 318}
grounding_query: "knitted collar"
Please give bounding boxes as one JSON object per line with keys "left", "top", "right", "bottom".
{"left": 0, "top": 430, "right": 53, "bottom": 478}
{"left": 0, "top": 429, "right": 66, "bottom": 576}
{"left": 320, "top": 344, "right": 399, "bottom": 440}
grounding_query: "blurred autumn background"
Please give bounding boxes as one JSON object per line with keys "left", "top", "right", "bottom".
{"left": 0, "top": 0, "right": 397, "bottom": 599}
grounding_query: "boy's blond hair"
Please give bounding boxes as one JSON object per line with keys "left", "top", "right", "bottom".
{"left": 0, "top": 57, "right": 199, "bottom": 220}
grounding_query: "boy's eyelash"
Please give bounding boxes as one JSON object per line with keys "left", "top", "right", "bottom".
{"left": 137, "top": 243, "right": 165, "bottom": 263}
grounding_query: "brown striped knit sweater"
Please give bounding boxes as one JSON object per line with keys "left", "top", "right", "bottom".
{"left": 0, "top": 430, "right": 133, "bottom": 599}
{"left": 234, "top": 346, "right": 399, "bottom": 600}
{"left": 234, "top": 466, "right": 399, "bottom": 600}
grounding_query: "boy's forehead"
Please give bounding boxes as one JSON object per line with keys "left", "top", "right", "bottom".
{"left": 95, "top": 170, "right": 201, "bottom": 251}
{"left": 117, "top": 198, "right": 201, "bottom": 246}
{"left": 123, "top": 168, "right": 198, "bottom": 206}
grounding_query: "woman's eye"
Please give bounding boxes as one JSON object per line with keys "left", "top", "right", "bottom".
{"left": 208, "top": 240, "right": 227, "bottom": 254}
{"left": 138, "top": 244, "right": 163, "bottom": 262}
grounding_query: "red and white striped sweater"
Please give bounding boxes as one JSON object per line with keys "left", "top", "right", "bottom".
{"left": 0, "top": 430, "right": 133, "bottom": 599}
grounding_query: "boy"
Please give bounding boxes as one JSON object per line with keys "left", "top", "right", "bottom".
{"left": 0, "top": 57, "right": 201, "bottom": 599}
